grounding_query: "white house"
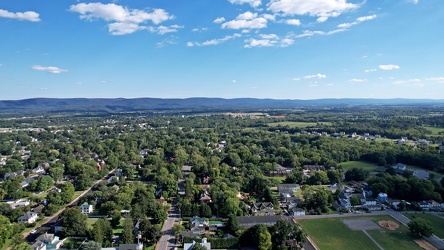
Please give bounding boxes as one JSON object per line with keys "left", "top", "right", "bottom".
{"left": 292, "top": 208, "right": 305, "bottom": 216}
{"left": 17, "top": 211, "right": 39, "bottom": 224}
{"left": 80, "top": 202, "right": 93, "bottom": 214}
{"left": 184, "top": 238, "right": 211, "bottom": 250}
{"left": 378, "top": 193, "right": 388, "bottom": 203}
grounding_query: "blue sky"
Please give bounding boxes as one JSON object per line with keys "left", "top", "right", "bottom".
{"left": 1, "top": 0, "right": 443, "bottom": 100}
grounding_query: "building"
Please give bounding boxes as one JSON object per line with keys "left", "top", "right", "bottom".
{"left": 17, "top": 211, "right": 39, "bottom": 224}
{"left": 184, "top": 238, "right": 211, "bottom": 250}
{"left": 80, "top": 202, "right": 93, "bottom": 214}
{"left": 391, "top": 163, "right": 406, "bottom": 171}
{"left": 250, "top": 202, "right": 275, "bottom": 216}
{"left": 277, "top": 184, "right": 300, "bottom": 195}
{"left": 33, "top": 233, "right": 64, "bottom": 250}
{"left": 292, "top": 208, "right": 305, "bottom": 216}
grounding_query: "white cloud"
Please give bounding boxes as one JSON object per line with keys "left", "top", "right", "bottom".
{"left": 0, "top": 9, "right": 41, "bottom": 22}
{"left": 364, "top": 69, "right": 377, "bottom": 73}
{"left": 191, "top": 34, "right": 242, "bottom": 46}
{"left": 244, "top": 34, "right": 294, "bottom": 48}
{"left": 213, "top": 17, "right": 226, "bottom": 24}
{"left": 285, "top": 19, "right": 301, "bottom": 25}
{"left": 308, "top": 83, "right": 318, "bottom": 87}
{"left": 292, "top": 77, "right": 301, "bottom": 81}
{"left": 192, "top": 27, "right": 208, "bottom": 32}
{"left": 263, "top": 14, "right": 276, "bottom": 21}
{"left": 379, "top": 64, "right": 400, "bottom": 70}
{"left": 221, "top": 11, "right": 267, "bottom": 29}
{"left": 267, "top": 0, "right": 359, "bottom": 22}
{"left": 69, "top": 3, "right": 174, "bottom": 35}
{"left": 349, "top": 78, "right": 367, "bottom": 83}
{"left": 32, "top": 65, "right": 68, "bottom": 74}
{"left": 337, "top": 14, "right": 376, "bottom": 29}
{"left": 155, "top": 25, "right": 183, "bottom": 35}
{"left": 304, "top": 73, "right": 326, "bottom": 79}
{"left": 232, "top": 80, "right": 237, "bottom": 83}
{"left": 229, "top": 0, "right": 262, "bottom": 8}
{"left": 411, "top": 0, "right": 419, "bottom": 4}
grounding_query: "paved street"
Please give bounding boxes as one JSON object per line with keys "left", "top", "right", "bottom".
{"left": 156, "top": 200, "right": 180, "bottom": 250}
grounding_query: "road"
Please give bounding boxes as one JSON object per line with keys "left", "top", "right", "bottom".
{"left": 156, "top": 199, "right": 180, "bottom": 250}
{"left": 22, "top": 169, "right": 116, "bottom": 243}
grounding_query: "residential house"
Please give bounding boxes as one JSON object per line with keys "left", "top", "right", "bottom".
{"left": 32, "top": 241, "right": 47, "bottom": 250}
{"left": 117, "top": 243, "right": 143, "bottom": 250}
{"left": 418, "top": 139, "right": 429, "bottom": 146}
{"left": 277, "top": 184, "right": 300, "bottom": 195}
{"left": 190, "top": 216, "right": 208, "bottom": 235}
{"left": 184, "top": 238, "right": 211, "bottom": 250}
{"left": 363, "top": 204, "right": 383, "bottom": 211}
{"left": 33, "top": 233, "right": 63, "bottom": 250}
{"left": 339, "top": 197, "right": 351, "bottom": 209}
{"left": 251, "top": 202, "right": 275, "bottom": 216}
{"left": 413, "top": 170, "right": 430, "bottom": 180}
{"left": 199, "top": 193, "right": 212, "bottom": 204}
{"left": 80, "top": 202, "right": 93, "bottom": 214}
{"left": 389, "top": 200, "right": 402, "bottom": 210}
{"left": 32, "top": 165, "right": 46, "bottom": 174}
{"left": 17, "top": 211, "right": 39, "bottom": 224}
{"left": 418, "top": 201, "right": 430, "bottom": 210}
{"left": 426, "top": 200, "right": 441, "bottom": 210}
{"left": 378, "top": 193, "right": 388, "bottom": 203}
{"left": 7, "top": 199, "right": 30, "bottom": 209}
{"left": 365, "top": 199, "right": 377, "bottom": 206}
{"left": 391, "top": 163, "right": 406, "bottom": 171}
{"left": 292, "top": 208, "right": 305, "bottom": 216}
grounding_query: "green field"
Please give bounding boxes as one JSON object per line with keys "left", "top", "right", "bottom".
{"left": 299, "top": 216, "right": 419, "bottom": 250}
{"left": 405, "top": 213, "right": 444, "bottom": 239}
{"left": 299, "top": 218, "right": 379, "bottom": 250}
{"left": 86, "top": 218, "right": 99, "bottom": 229}
{"left": 423, "top": 126, "right": 444, "bottom": 135}
{"left": 267, "top": 121, "right": 332, "bottom": 128}
{"left": 339, "top": 161, "right": 380, "bottom": 172}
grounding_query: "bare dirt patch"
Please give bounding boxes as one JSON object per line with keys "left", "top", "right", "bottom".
{"left": 378, "top": 220, "right": 399, "bottom": 230}
{"left": 414, "top": 239, "right": 438, "bottom": 250}
{"left": 342, "top": 218, "right": 381, "bottom": 231}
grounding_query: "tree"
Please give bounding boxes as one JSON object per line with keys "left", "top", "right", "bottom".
{"left": 344, "top": 168, "right": 369, "bottom": 181}
{"left": 81, "top": 241, "right": 101, "bottom": 250}
{"left": 12, "top": 243, "right": 33, "bottom": 250}
{"left": 110, "top": 209, "right": 121, "bottom": 227}
{"left": 92, "top": 219, "right": 112, "bottom": 246}
{"left": 255, "top": 224, "right": 272, "bottom": 250}
{"left": 172, "top": 224, "right": 185, "bottom": 237}
{"left": 227, "top": 214, "right": 239, "bottom": 235}
{"left": 60, "top": 182, "right": 75, "bottom": 204}
{"left": 60, "top": 207, "right": 88, "bottom": 237}
{"left": 122, "top": 217, "right": 134, "bottom": 244}
{"left": 0, "top": 215, "right": 12, "bottom": 247}
{"left": 408, "top": 218, "right": 433, "bottom": 237}
{"left": 50, "top": 167, "right": 65, "bottom": 183}
{"left": 350, "top": 195, "right": 361, "bottom": 207}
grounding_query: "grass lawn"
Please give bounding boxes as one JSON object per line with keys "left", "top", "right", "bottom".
{"left": 423, "top": 126, "right": 444, "bottom": 135}
{"left": 267, "top": 121, "right": 332, "bottom": 128}
{"left": 366, "top": 216, "right": 419, "bottom": 250}
{"left": 339, "top": 161, "right": 380, "bottom": 172}
{"left": 86, "top": 218, "right": 99, "bottom": 229}
{"left": 299, "top": 218, "right": 379, "bottom": 250}
{"left": 405, "top": 213, "right": 444, "bottom": 239}
{"left": 268, "top": 176, "right": 286, "bottom": 184}
{"left": 112, "top": 219, "right": 124, "bottom": 235}
{"left": 299, "top": 216, "right": 419, "bottom": 250}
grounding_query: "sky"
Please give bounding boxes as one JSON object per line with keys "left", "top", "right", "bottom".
{"left": 0, "top": 0, "right": 443, "bottom": 100}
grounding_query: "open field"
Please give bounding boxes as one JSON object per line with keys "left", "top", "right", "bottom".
{"left": 423, "top": 126, "right": 444, "bottom": 135}
{"left": 299, "top": 215, "right": 419, "bottom": 250}
{"left": 267, "top": 121, "right": 332, "bottom": 128}
{"left": 405, "top": 213, "right": 444, "bottom": 239}
{"left": 339, "top": 161, "right": 380, "bottom": 172}
{"left": 86, "top": 218, "right": 99, "bottom": 229}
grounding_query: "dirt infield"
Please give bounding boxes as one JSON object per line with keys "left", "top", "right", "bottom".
{"left": 414, "top": 239, "right": 438, "bottom": 250}
{"left": 378, "top": 220, "right": 399, "bottom": 230}
{"left": 342, "top": 218, "right": 381, "bottom": 231}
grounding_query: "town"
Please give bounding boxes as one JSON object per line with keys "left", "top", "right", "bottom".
{"left": 1, "top": 106, "right": 444, "bottom": 250}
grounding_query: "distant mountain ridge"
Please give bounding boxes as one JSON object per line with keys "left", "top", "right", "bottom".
{"left": 0, "top": 97, "right": 443, "bottom": 114}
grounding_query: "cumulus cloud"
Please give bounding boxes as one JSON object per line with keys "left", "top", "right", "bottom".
{"left": 189, "top": 34, "right": 242, "bottom": 46}
{"left": 349, "top": 78, "right": 367, "bottom": 83}
{"left": 0, "top": 9, "right": 41, "bottom": 22}
{"left": 267, "top": 0, "right": 359, "bottom": 22}
{"left": 213, "top": 17, "right": 226, "bottom": 24}
{"left": 221, "top": 11, "right": 267, "bottom": 29}
{"left": 379, "top": 64, "right": 400, "bottom": 70}
{"left": 244, "top": 34, "right": 294, "bottom": 48}
{"left": 32, "top": 65, "right": 68, "bottom": 74}
{"left": 338, "top": 14, "right": 376, "bottom": 29}
{"left": 425, "top": 77, "right": 444, "bottom": 82}
{"left": 69, "top": 3, "right": 174, "bottom": 35}
{"left": 229, "top": 0, "right": 262, "bottom": 8}
{"left": 285, "top": 19, "right": 301, "bottom": 25}
{"left": 304, "top": 73, "right": 326, "bottom": 79}
{"left": 192, "top": 27, "right": 208, "bottom": 32}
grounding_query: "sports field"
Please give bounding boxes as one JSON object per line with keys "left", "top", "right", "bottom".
{"left": 299, "top": 215, "right": 419, "bottom": 250}
{"left": 405, "top": 213, "right": 444, "bottom": 239}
